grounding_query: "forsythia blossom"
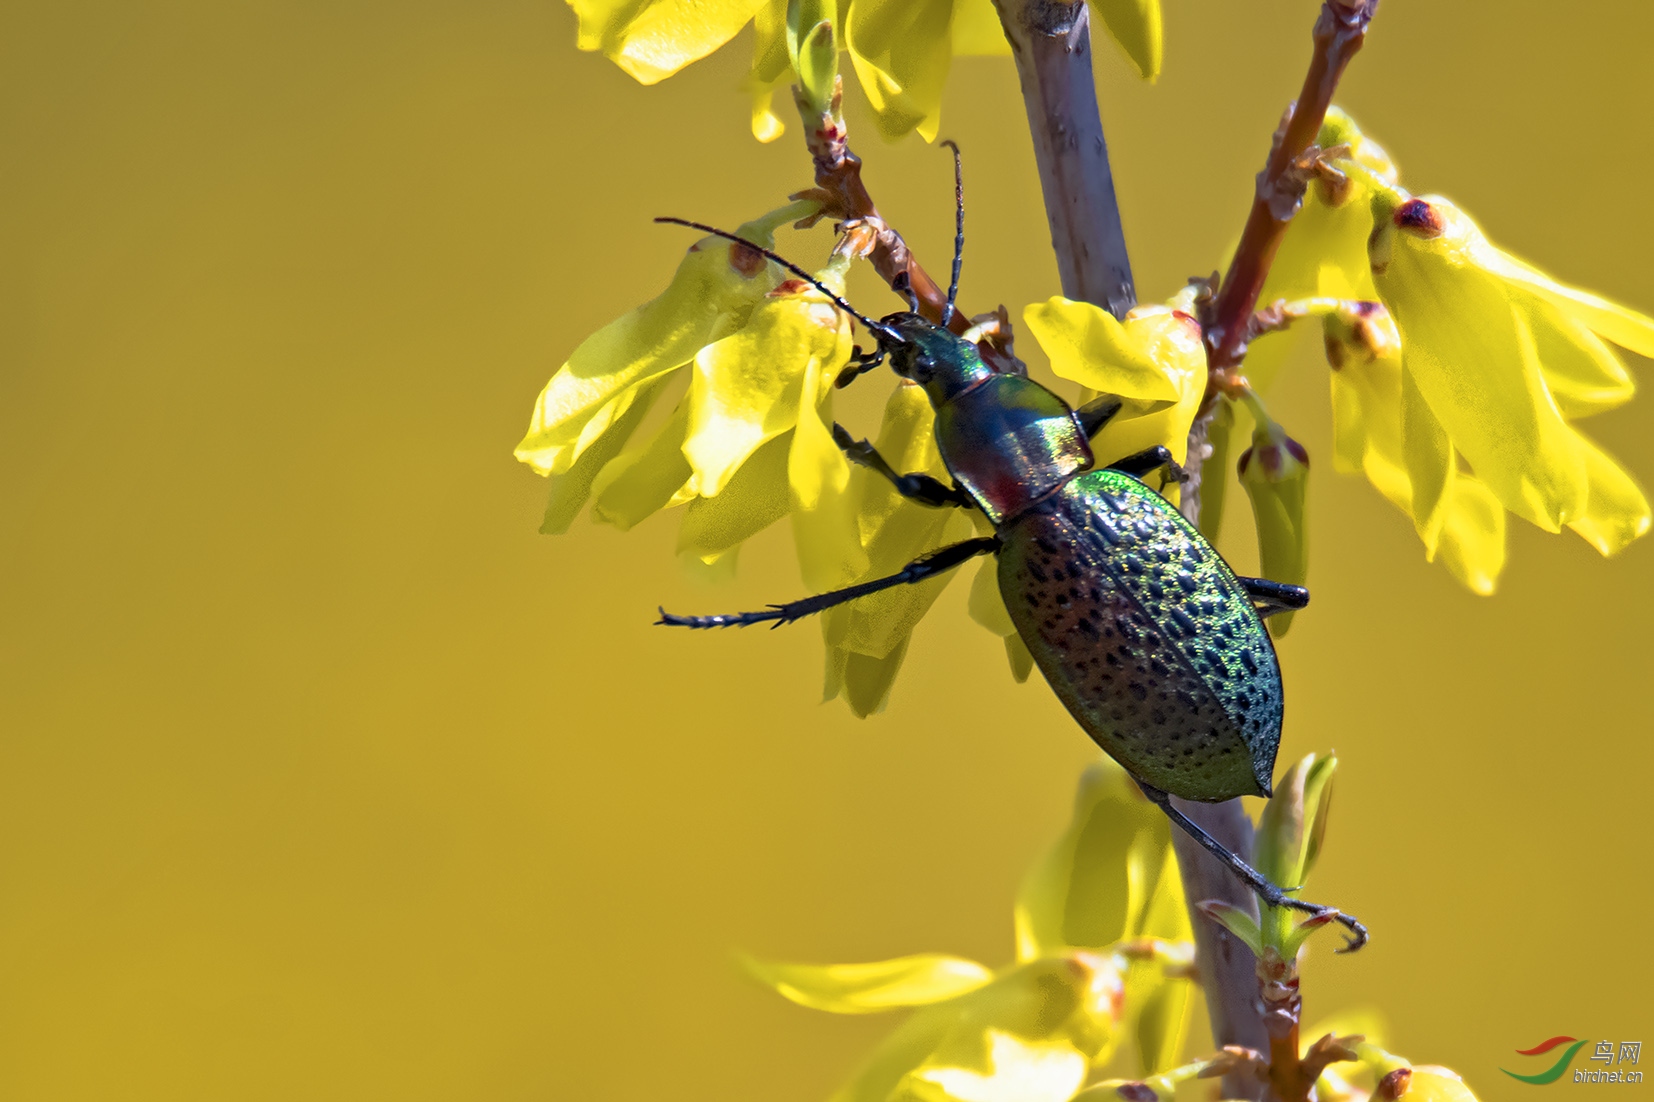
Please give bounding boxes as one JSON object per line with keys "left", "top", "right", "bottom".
{"left": 1243, "top": 108, "right": 1651, "bottom": 594}
{"left": 743, "top": 759, "right": 1195, "bottom": 1102}
{"left": 516, "top": 203, "right": 866, "bottom": 589}
{"left": 566, "top": 0, "right": 1163, "bottom": 143}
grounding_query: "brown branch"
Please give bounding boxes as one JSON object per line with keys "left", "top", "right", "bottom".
{"left": 992, "top": 0, "right": 1135, "bottom": 319}
{"left": 1172, "top": 5, "right": 1381, "bottom": 1095}
{"left": 790, "top": 80, "right": 1021, "bottom": 372}
{"left": 1207, "top": 0, "right": 1380, "bottom": 373}
{"left": 1180, "top": 0, "right": 1379, "bottom": 524}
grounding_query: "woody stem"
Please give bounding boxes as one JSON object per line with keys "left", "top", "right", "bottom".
{"left": 1179, "top": 0, "right": 1379, "bottom": 523}
{"left": 1172, "top": 6, "right": 1380, "bottom": 1099}
{"left": 790, "top": 80, "right": 1021, "bottom": 371}
{"left": 992, "top": 0, "right": 1136, "bottom": 319}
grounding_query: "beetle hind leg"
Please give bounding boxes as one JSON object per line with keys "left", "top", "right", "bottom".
{"left": 1138, "top": 783, "right": 1369, "bottom": 953}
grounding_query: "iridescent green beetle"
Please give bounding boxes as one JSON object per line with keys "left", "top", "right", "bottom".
{"left": 655, "top": 185, "right": 1366, "bottom": 949}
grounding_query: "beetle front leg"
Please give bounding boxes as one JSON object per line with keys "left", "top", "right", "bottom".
{"left": 1074, "top": 394, "right": 1124, "bottom": 439}
{"left": 1138, "top": 783, "right": 1369, "bottom": 953}
{"left": 834, "top": 344, "right": 887, "bottom": 389}
{"left": 831, "top": 423, "right": 975, "bottom": 509}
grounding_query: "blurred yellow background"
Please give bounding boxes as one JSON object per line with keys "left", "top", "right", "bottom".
{"left": 1, "top": 2, "right": 1649, "bottom": 1097}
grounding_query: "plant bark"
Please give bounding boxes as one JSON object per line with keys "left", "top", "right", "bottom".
{"left": 992, "top": 0, "right": 1135, "bottom": 319}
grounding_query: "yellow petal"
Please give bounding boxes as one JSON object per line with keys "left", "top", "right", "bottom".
{"left": 1436, "top": 473, "right": 1506, "bottom": 596}
{"left": 1568, "top": 436, "right": 1652, "bottom": 556}
{"left": 538, "top": 375, "right": 671, "bottom": 534}
{"left": 968, "top": 556, "right": 1016, "bottom": 637}
{"left": 1331, "top": 356, "right": 1512, "bottom": 595}
{"left": 676, "top": 431, "right": 792, "bottom": 560}
{"left": 1004, "top": 634, "right": 1035, "bottom": 683}
{"left": 1023, "top": 297, "right": 1184, "bottom": 405}
{"left": 845, "top": 0, "right": 955, "bottom": 141}
{"left": 833, "top": 384, "right": 973, "bottom": 667}
{"left": 589, "top": 396, "right": 692, "bottom": 529}
{"left": 684, "top": 270, "right": 852, "bottom": 497}
{"left": 1013, "top": 758, "right": 1168, "bottom": 962}
{"left": 1405, "top": 1067, "right": 1481, "bottom": 1102}
{"left": 1399, "top": 365, "right": 1451, "bottom": 554}
{"left": 1471, "top": 242, "right": 1654, "bottom": 359}
{"left": 836, "top": 635, "right": 912, "bottom": 717}
{"left": 1091, "top": 0, "right": 1162, "bottom": 81}
{"left": 1526, "top": 300, "right": 1636, "bottom": 418}
{"left": 569, "top": 0, "right": 768, "bottom": 85}
{"left": 743, "top": 952, "right": 994, "bottom": 1013}
{"left": 745, "top": 0, "right": 792, "bottom": 141}
{"left": 1373, "top": 198, "right": 1589, "bottom": 530}
{"left": 913, "top": 1030, "right": 1088, "bottom": 1102}
{"left": 1329, "top": 354, "right": 1410, "bottom": 506}
{"left": 790, "top": 351, "right": 868, "bottom": 591}
{"left": 1126, "top": 843, "right": 1191, "bottom": 1073}
{"left": 515, "top": 214, "right": 784, "bottom": 476}
{"left": 952, "top": 0, "right": 1010, "bottom": 55}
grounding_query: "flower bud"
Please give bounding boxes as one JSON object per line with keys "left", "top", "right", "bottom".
{"left": 1237, "top": 421, "right": 1310, "bottom": 637}
{"left": 1322, "top": 301, "right": 1400, "bottom": 368}
{"left": 786, "top": 0, "right": 839, "bottom": 117}
{"left": 1253, "top": 753, "right": 1337, "bottom": 952}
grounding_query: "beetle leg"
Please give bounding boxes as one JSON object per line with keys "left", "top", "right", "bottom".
{"left": 1238, "top": 576, "right": 1311, "bottom": 619}
{"left": 1108, "top": 445, "right": 1187, "bottom": 491}
{"left": 1074, "top": 394, "right": 1125, "bottom": 438}
{"left": 834, "top": 344, "right": 887, "bottom": 389}
{"left": 1138, "top": 784, "right": 1369, "bottom": 953}
{"left": 658, "top": 535, "right": 1000, "bottom": 630}
{"left": 831, "top": 423, "right": 975, "bottom": 509}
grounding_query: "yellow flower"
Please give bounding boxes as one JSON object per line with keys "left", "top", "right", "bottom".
{"left": 744, "top": 758, "right": 1195, "bottom": 1102}
{"left": 1368, "top": 188, "right": 1651, "bottom": 550}
{"left": 568, "top": 0, "right": 1161, "bottom": 144}
{"left": 1241, "top": 108, "right": 1651, "bottom": 593}
{"left": 1022, "top": 286, "right": 1207, "bottom": 479}
{"left": 517, "top": 201, "right": 866, "bottom": 589}
{"left": 823, "top": 382, "right": 976, "bottom": 716}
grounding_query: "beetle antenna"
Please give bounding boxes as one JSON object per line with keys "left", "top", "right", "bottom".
{"left": 653, "top": 217, "right": 905, "bottom": 345}
{"left": 939, "top": 139, "right": 965, "bottom": 326}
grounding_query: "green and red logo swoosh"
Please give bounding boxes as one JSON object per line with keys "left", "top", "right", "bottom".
{"left": 1503, "top": 1036, "right": 1590, "bottom": 1084}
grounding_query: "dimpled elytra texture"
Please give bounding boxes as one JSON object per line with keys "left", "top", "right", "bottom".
{"left": 999, "top": 469, "right": 1281, "bottom": 801}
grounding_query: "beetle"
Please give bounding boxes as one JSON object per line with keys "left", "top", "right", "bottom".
{"left": 651, "top": 162, "right": 1365, "bottom": 950}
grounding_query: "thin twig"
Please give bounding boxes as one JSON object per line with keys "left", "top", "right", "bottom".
{"left": 790, "top": 80, "right": 1021, "bottom": 372}
{"left": 1180, "top": 0, "right": 1380, "bottom": 523}
{"left": 991, "top": 0, "right": 1136, "bottom": 319}
{"left": 1172, "top": 5, "right": 1381, "bottom": 1096}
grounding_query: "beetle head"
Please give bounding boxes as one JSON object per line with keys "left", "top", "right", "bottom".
{"left": 877, "top": 312, "right": 993, "bottom": 405}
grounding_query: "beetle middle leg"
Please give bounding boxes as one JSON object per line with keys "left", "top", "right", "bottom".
{"left": 1238, "top": 576, "right": 1310, "bottom": 619}
{"left": 1108, "top": 445, "right": 1187, "bottom": 492}
{"left": 658, "top": 535, "right": 1000, "bottom": 629}
{"left": 1137, "top": 783, "right": 1369, "bottom": 953}
{"left": 831, "top": 423, "right": 975, "bottom": 509}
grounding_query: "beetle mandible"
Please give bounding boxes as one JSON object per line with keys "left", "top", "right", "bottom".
{"left": 652, "top": 148, "right": 1366, "bottom": 951}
